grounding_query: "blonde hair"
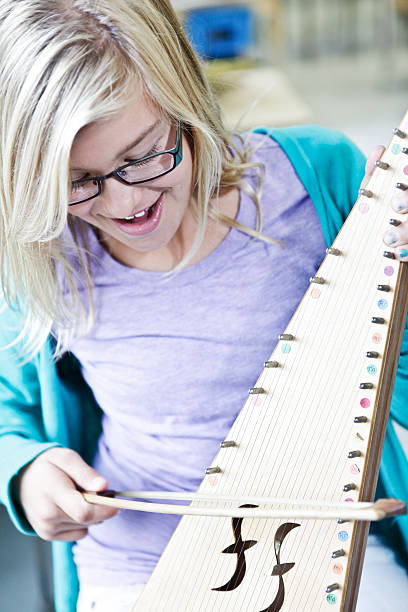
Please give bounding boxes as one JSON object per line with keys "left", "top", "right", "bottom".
{"left": 0, "top": 0, "right": 270, "bottom": 359}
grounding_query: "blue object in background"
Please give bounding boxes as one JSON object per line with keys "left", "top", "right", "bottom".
{"left": 184, "top": 5, "right": 255, "bottom": 60}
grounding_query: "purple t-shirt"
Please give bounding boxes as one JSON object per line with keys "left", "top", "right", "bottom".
{"left": 68, "top": 133, "right": 327, "bottom": 585}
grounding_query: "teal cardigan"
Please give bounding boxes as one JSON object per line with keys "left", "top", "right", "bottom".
{"left": 1, "top": 126, "right": 407, "bottom": 612}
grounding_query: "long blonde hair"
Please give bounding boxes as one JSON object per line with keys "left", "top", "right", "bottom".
{"left": 0, "top": 0, "right": 268, "bottom": 359}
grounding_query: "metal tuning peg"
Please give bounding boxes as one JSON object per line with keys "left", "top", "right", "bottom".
{"left": 220, "top": 441, "right": 236, "bottom": 448}
{"left": 205, "top": 466, "right": 221, "bottom": 475}
{"left": 249, "top": 387, "right": 266, "bottom": 395}
{"left": 326, "top": 247, "right": 341, "bottom": 255}
{"left": 393, "top": 128, "right": 407, "bottom": 138}
{"left": 359, "top": 188, "right": 373, "bottom": 198}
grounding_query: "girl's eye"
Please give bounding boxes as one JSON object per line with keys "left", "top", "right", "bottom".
{"left": 71, "top": 173, "right": 90, "bottom": 184}
{"left": 127, "top": 143, "right": 161, "bottom": 165}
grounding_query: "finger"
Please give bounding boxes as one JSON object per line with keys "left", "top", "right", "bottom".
{"left": 52, "top": 527, "right": 89, "bottom": 542}
{"left": 54, "top": 480, "right": 119, "bottom": 525}
{"left": 391, "top": 191, "right": 408, "bottom": 215}
{"left": 47, "top": 448, "right": 108, "bottom": 492}
{"left": 383, "top": 222, "right": 408, "bottom": 261}
{"left": 51, "top": 515, "right": 104, "bottom": 529}
{"left": 360, "top": 145, "right": 386, "bottom": 188}
{"left": 395, "top": 246, "right": 408, "bottom": 261}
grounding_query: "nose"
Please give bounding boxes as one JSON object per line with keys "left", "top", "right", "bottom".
{"left": 97, "top": 175, "right": 145, "bottom": 217}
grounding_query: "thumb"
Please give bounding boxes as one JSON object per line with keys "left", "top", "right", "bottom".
{"left": 361, "top": 145, "right": 386, "bottom": 187}
{"left": 47, "top": 448, "right": 108, "bottom": 492}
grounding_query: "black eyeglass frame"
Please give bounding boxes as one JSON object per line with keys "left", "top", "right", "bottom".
{"left": 69, "top": 120, "right": 183, "bottom": 206}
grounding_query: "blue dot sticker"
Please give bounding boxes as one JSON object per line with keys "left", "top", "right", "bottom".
{"left": 281, "top": 344, "right": 291, "bottom": 354}
{"left": 338, "top": 530, "right": 349, "bottom": 542}
{"left": 378, "top": 299, "right": 388, "bottom": 310}
{"left": 327, "top": 594, "right": 337, "bottom": 605}
{"left": 367, "top": 364, "right": 377, "bottom": 375}
{"left": 392, "top": 143, "right": 401, "bottom": 154}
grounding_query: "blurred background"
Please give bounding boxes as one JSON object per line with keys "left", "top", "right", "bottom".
{"left": 2, "top": 1, "right": 408, "bottom": 610}
{"left": 177, "top": 0, "right": 408, "bottom": 153}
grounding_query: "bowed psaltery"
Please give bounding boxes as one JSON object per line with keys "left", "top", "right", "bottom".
{"left": 84, "top": 113, "right": 408, "bottom": 611}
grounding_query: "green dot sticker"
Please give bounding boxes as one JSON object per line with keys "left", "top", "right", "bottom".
{"left": 281, "top": 344, "right": 291, "bottom": 354}
{"left": 327, "top": 593, "right": 337, "bottom": 605}
{"left": 392, "top": 143, "right": 401, "bottom": 154}
{"left": 367, "top": 364, "right": 377, "bottom": 375}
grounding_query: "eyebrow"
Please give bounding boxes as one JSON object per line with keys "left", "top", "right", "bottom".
{"left": 117, "top": 120, "right": 159, "bottom": 158}
{"left": 70, "top": 120, "right": 160, "bottom": 172}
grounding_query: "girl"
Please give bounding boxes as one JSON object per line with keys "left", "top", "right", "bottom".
{"left": 0, "top": 1, "right": 406, "bottom": 611}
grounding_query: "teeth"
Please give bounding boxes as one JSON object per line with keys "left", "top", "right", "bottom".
{"left": 123, "top": 209, "right": 147, "bottom": 220}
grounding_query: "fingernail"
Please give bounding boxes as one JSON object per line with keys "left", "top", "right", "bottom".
{"left": 398, "top": 248, "right": 408, "bottom": 259}
{"left": 392, "top": 200, "right": 408, "bottom": 212}
{"left": 90, "top": 476, "right": 107, "bottom": 490}
{"left": 384, "top": 231, "right": 399, "bottom": 245}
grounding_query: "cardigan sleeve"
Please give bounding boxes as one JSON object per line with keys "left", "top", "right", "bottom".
{"left": 0, "top": 300, "right": 61, "bottom": 533}
{"left": 0, "top": 296, "right": 102, "bottom": 535}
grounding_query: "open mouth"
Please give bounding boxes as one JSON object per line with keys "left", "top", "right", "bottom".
{"left": 112, "top": 194, "right": 164, "bottom": 236}
{"left": 121, "top": 200, "right": 158, "bottom": 224}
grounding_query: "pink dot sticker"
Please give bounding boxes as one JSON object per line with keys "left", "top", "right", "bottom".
{"left": 360, "top": 397, "right": 371, "bottom": 409}
{"left": 254, "top": 396, "right": 263, "bottom": 406}
{"left": 311, "top": 288, "right": 321, "bottom": 299}
{"left": 359, "top": 202, "right": 369, "bottom": 214}
{"left": 384, "top": 266, "right": 394, "bottom": 277}
{"left": 350, "top": 464, "right": 360, "bottom": 475}
{"left": 372, "top": 333, "right": 382, "bottom": 344}
{"left": 345, "top": 497, "right": 354, "bottom": 503}
{"left": 333, "top": 563, "right": 343, "bottom": 575}
{"left": 208, "top": 475, "right": 218, "bottom": 486}
{"left": 404, "top": 166, "right": 408, "bottom": 175}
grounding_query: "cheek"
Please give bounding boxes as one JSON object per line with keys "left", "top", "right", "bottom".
{"left": 68, "top": 200, "right": 97, "bottom": 219}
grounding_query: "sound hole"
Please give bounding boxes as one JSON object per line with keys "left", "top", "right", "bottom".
{"left": 212, "top": 505, "right": 300, "bottom": 612}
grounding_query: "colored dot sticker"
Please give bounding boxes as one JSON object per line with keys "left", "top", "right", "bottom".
{"left": 359, "top": 201, "right": 369, "bottom": 214}
{"left": 338, "top": 530, "right": 349, "bottom": 542}
{"left": 333, "top": 563, "right": 343, "bottom": 575}
{"left": 350, "top": 464, "right": 360, "bottom": 475}
{"left": 360, "top": 397, "right": 371, "bottom": 409}
{"left": 254, "top": 396, "right": 263, "bottom": 406}
{"left": 384, "top": 266, "right": 394, "bottom": 277}
{"left": 281, "top": 344, "right": 291, "bottom": 354}
{"left": 345, "top": 497, "right": 354, "bottom": 503}
{"left": 404, "top": 166, "right": 408, "bottom": 175}
{"left": 372, "top": 333, "right": 382, "bottom": 344}
{"left": 378, "top": 299, "right": 388, "bottom": 310}
{"left": 327, "top": 594, "right": 337, "bottom": 605}
{"left": 392, "top": 144, "right": 401, "bottom": 154}
{"left": 311, "top": 288, "right": 321, "bottom": 299}
{"left": 367, "top": 364, "right": 377, "bottom": 375}
{"left": 208, "top": 475, "right": 218, "bottom": 486}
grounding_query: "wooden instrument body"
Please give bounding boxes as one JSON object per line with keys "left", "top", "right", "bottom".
{"left": 129, "top": 117, "right": 408, "bottom": 611}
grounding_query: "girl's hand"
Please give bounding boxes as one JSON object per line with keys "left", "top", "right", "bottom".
{"left": 16, "top": 447, "right": 118, "bottom": 541}
{"left": 362, "top": 145, "right": 408, "bottom": 261}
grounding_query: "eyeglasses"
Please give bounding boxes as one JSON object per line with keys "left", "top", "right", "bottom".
{"left": 69, "top": 121, "right": 183, "bottom": 206}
